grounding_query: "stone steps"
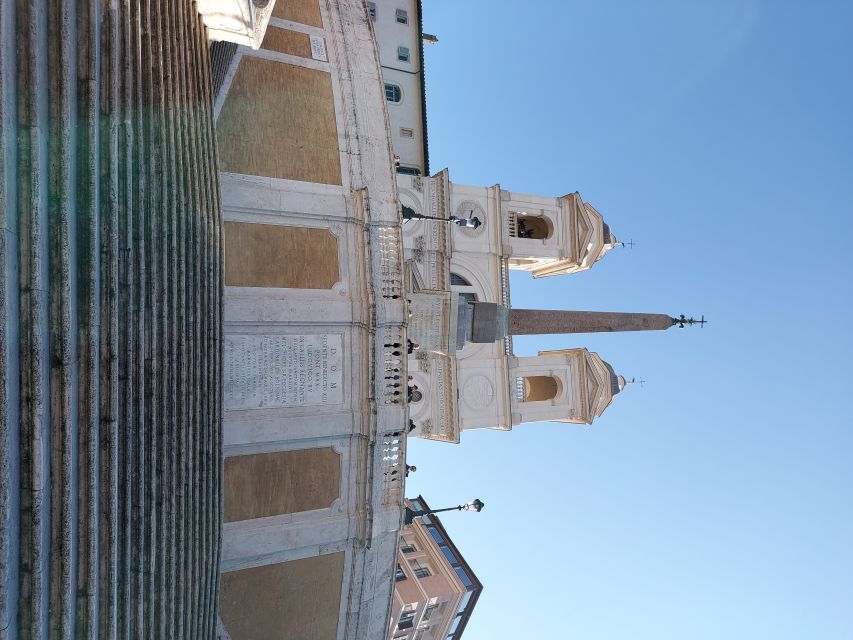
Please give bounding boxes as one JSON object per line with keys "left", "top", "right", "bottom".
{"left": 0, "top": 1, "right": 222, "bottom": 637}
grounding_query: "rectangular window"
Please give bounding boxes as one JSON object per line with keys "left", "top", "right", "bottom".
{"left": 396, "top": 8, "right": 409, "bottom": 24}
{"left": 385, "top": 83, "right": 402, "bottom": 103}
{"left": 441, "top": 545, "right": 458, "bottom": 566}
{"left": 454, "top": 565, "right": 473, "bottom": 588}
{"left": 397, "top": 46, "right": 410, "bottom": 62}
{"left": 398, "top": 611, "right": 415, "bottom": 630}
{"left": 400, "top": 127, "right": 414, "bottom": 138}
{"left": 402, "top": 542, "right": 416, "bottom": 554}
{"left": 410, "top": 560, "right": 431, "bottom": 579}
{"left": 395, "top": 563, "right": 407, "bottom": 582}
{"left": 368, "top": 2, "right": 376, "bottom": 20}
{"left": 423, "top": 603, "right": 439, "bottom": 621}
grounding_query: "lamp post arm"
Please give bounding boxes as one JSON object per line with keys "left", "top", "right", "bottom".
{"left": 404, "top": 504, "right": 462, "bottom": 525}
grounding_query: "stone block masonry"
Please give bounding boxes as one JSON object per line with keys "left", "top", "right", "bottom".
{"left": 0, "top": 1, "right": 222, "bottom": 637}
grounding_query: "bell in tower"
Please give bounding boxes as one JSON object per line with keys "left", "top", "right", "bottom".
{"left": 503, "top": 191, "right": 620, "bottom": 278}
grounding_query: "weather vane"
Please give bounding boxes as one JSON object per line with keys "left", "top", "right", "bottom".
{"left": 620, "top": 238, "right": 635, "bottom": 249}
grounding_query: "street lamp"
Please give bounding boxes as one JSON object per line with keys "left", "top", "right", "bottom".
{"left": 401, "top": 205, "right": 482, "bottom": 230}
{"left": 404, "top": 498, "right": 485, "bottom": 525}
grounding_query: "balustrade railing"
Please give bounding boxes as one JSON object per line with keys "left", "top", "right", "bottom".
{"left": 379, "top": 431, "right": 406, "bottom": 506}
{"left": 507, "top": 211, "right": 518, "bottom": 239}
{"left": 380, "top": 327, "right": 407, "bottom": 405}
{"left": 376, "top": 225, "right": 404, "bottom": 302}
{"left": 515, "top": 376, "right": 525, "bottom": 402}
{"left": 500, "top": 260, "right": 513, "bottom": 355}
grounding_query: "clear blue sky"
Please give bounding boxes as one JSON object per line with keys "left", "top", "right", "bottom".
{"left": 406, "top": 2, "right": 853, "bottom": 638}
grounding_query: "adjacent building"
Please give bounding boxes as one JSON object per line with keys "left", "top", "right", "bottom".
{"left": 390, "top": 497, "right": 483, "bottom": 640}
{"left": 371, "top": 0, "right": 430, "bottom": 176}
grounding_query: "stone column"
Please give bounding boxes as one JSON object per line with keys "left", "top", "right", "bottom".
{"left": 508, "top": 309, "right": 676, "bottom": 335}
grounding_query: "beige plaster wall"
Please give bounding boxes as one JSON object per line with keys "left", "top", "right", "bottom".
{"left": 272, "top": 0, "right": 323, "bottom": 27}
{"left": 220, "top": 553, "right": 345, "bottom": 639}
{"left": 216, "top": 57, "right": 342, "bottom": 184}
{"left": 263, "top": 26, "right": 313, "bottom": 58}
{"left": 224, "top": 448, "right": 341, "bottom": 522}
{"left": 224, "top": 221, "right": 340, "bottom": 289}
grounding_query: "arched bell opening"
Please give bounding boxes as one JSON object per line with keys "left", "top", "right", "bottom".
{"left": 511, "top": 213, "right": 553, "bottom": 240}
{"left": 521, "top": 375, "right": 562, "bottom": 402}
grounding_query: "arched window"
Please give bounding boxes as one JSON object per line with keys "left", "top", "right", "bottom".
{"left": 522, "top": 376, "right": 561, "bottom": 402}
{"left": 450, "top": 272, "right": 479, "bottom": 306}
{"left": 513, "top": 214, "right": 553, "bottom": 240}
{"left": 450, "top": 273, "right": 471, "bottom": 286}
{"left": 384, "top": 83, "right": 402, "bottom": 103}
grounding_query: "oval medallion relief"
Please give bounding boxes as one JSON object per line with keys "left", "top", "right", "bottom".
{"left": 462, "top": 375, "right": 495, "bottom": 411}
{"left": 456, "top": 200, "right": 486, "bottom": 236}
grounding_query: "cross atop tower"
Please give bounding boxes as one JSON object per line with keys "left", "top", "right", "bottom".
{"left": 674, "top": 314, "right": 707, "bottom": 328}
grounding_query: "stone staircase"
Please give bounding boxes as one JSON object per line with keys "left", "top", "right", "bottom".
{"left": 0, "top": 1, "right": 223, "bottom": 637}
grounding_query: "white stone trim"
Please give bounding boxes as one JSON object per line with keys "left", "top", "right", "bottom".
{"left": 268, "top": 17, "right": 327, "bottom": 38}
{"left": 241, "top": 46, "right": 332, "bottom": 73}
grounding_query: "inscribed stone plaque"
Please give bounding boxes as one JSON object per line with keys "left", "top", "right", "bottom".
{"left": 225, "top": 334, "right": 343, "bottom": 409}
{"left": 310, "top": 35, "right": 328, "bottom": 61}
{"left": 408, "top": 292, "right": 453, "bottom": 353}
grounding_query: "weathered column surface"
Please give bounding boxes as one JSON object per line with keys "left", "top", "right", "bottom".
{"left": 509, "top": 309, "right": 676, "bottom": 335}
{"left": 0, "top": 1, "right": 223, "bottom": 638}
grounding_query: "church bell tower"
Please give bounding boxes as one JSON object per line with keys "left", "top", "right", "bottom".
{"left": 398, "top": 169, "right": 703, "bottom": 443}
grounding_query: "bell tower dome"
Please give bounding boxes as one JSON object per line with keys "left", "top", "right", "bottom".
{"left": 504, "top": 191, "right": 620, "bottom": 278}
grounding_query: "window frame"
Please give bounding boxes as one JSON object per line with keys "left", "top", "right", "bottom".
{"left": 396, "top": 165, "right": 421, "bottom": 176}
{"left": 384, "top": 83, "right": 403, "bottom": 103}
{"left": 396, "top": 8, "right": 409, "bottom": 24}
{"left": 368, "top": 2, "right": 376, "bottom": 20}
{"left": 398, "top": 611, "right": 415, "bottom": 630}
{"left": 410, "top": 559, "right": 431, "bottom": 579}
{"left": 397, "top": 45, "right": 411, "bottom": 62}
{"left": 395, "top": 563, "right": 407, "bottom": 582}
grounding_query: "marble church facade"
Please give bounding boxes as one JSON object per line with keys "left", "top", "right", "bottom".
{"left": 212, "top": 0, "right": 410, "bottom": 638}
{"left": 398, "top": 170, "right": 627, "bottom": 443}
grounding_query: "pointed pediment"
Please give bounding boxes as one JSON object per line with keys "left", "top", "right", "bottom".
{"left": 584, "top": 360, "right": 603, "bottom": 420}
{"left": 575, "top": 207, "right": 592, "bottom": 260}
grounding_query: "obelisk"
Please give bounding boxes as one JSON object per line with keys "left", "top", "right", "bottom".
{"left": 463, "top": 299, "right": 700, "bottom": 344}
{"left": 508, "top": 309, "right": 676, "bottom": 335}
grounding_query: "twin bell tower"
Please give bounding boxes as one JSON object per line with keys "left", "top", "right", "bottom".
{"left": 397, "top": 169, "right": 700, "bottom": 443}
